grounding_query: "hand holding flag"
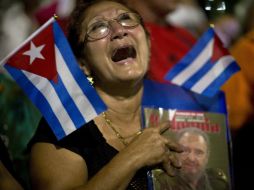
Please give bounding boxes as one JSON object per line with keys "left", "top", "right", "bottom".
{"left": 0, "top": 17, "right": 107, "bottom": 140}
{"left": 164, "top": 27, "right": 240, "bottom": 97}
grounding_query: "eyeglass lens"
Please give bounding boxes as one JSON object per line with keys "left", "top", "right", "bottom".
{"left": 86, "top": 12, "right": 140, "bottom": 41}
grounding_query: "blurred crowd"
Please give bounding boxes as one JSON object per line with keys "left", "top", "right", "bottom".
{"left": 0, "top": 0, "right": 253, "bottom": 189}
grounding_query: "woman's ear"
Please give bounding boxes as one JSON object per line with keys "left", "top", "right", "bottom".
{"left": 79, "top": 58, "right": 91, "bottom": 76}
{"left": 79, "top": 58, "right": 94, "bottom": 85}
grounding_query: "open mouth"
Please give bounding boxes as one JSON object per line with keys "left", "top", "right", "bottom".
{"left": 111, "top": 45, "right": 137, "bottom": 62}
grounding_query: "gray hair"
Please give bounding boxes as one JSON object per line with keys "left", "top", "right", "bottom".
{"left": 175, "top": 127, "right": 210, "bottom": 155}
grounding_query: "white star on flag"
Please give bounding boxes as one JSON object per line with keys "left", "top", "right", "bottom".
{"left": 23, "top": 41, "right": 45, "bottom": 65}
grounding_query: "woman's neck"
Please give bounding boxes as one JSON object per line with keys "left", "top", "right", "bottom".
{"left": 96, "top": 81, "right": 143, "bottom": 115}
{"left": 94, "top": 81, "right": 144, "bottom": 149}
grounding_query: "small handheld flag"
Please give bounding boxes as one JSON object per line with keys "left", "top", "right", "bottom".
{"left": 164, "top": 27, "right": 240, "bottom": 97}
{"left": 0, "top": 17, "right": 107, "bottom": 140}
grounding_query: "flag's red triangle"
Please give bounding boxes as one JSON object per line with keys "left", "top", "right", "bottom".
{"left": 211, "top": 32, "right": 230, "bottom": 63}
{"left": 6, "top": 23, "right": 57, "bottom": 81}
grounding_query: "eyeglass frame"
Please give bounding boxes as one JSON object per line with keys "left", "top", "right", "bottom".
{"left": 84, "top": 12, "right": 142, "bottom": 42}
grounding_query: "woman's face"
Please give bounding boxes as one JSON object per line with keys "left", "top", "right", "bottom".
{"left": 80, "top": 1, "right": 150, "bottom": 86}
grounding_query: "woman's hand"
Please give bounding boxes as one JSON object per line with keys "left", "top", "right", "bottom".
{"left": 120, "top": 122, "right": 183, "bottom": 175}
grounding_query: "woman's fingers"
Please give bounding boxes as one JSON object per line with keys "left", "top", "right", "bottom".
{"left": 162, "top": 148, "right": 176, "bottom": 176}
{"left": 162, "top": 159, "right": 175, "bottom": 177}
{"left": 158, "top": 121, "right": 184, "bottom": 153}
{"left": 165, "top": 140, "right": 184, "bottom": 153}
{"left": 128, "top": 121, "right": 183, "bottom": 170}
{"left": 162, "top": 148, "right": 182, "bottom": 176}
{"left": 158, "top": 121, "right": 171, "bottom": 134}
{"left": 168, "top": 151, "right": 181, "bottom": 169}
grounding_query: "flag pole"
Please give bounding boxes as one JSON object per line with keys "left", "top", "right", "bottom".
{"left": 0, "top": 17, "right": 56, "bottom": 66}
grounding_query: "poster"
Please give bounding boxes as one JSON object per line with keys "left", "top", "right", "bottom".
{"left": 144, "top": 108, "right": 231, "bottom": 190}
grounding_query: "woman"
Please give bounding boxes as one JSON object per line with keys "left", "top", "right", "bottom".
{"left": 29, "top": 1, "right": 183, "bottom": 189}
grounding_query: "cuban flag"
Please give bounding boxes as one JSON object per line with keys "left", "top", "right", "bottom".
{"left": 164, "top": 27, "right": 240, "bottom": 97}
{"left": 0, "top": 17, "right": 107, "bottom": 140}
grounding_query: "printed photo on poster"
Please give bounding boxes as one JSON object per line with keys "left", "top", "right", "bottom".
{"left": 144, "top": 108, "right": 231, "bottom": 190}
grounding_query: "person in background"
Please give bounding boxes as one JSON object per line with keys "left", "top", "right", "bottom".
{"left": 212, "top": 14, "right": 240, "bottom": 48}
{"left": 122, "top": 0, "right": 196, "bottom": 83}
{"left": 223, "top": 1, "right": 254, "bottom": 189}
{"left": 0, "top": 1, "right": 41, "bottom": 188}
{"left": 222, "top": 0, "right": 254, "bottom": 131}
{"left": 34, "top": 0, "right": 76, "bottom": 31}
{"left": 166, "top": 0, "right": 208, "bottom": 37}
{"left": 28, "top": 1, "right": 183, "bottom": 189}
{"left": 0, "top": 0, "right": 39, "bottom": 60}
{"left": 154, "top": 127, "right": 229, "bottom": 190}
{"left": 0, "top": 137, "right": 24, "bottom": 190}
{"left": 197, "top": 0, "right": 241, "bottom": 48}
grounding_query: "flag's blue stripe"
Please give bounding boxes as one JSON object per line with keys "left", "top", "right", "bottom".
{"left": 182, "top": 60, "right": 213, "bottom": 89}
{"left": 53, "top": 21, "right": 107, "bottom": 115}
{"left": 50, "top": 75, "right": 85, "bottom": 127}
{"left": 165, "top": 28, "right": 214, "bottom": 80}
{"left": 142, "top": 79, "right": 227, "bottom": 114}
{"left": 202, "top": 61, "right": 240, "bottom": 97}
{"left": 4, "top": 65, "right": 66, "bottom": 138}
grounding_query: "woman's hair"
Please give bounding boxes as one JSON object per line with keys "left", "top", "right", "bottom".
{"left": 67, "top": 0, "right": 148, "bottom": 60}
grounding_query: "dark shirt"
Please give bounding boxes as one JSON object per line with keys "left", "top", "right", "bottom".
{"left": 0, "top": 137, "right": 15, "bottom": 177}
{"left": 0, "top": 137, "right": 24, "bottom": 187}
{"left": 28, "top": 118, "right": 148, "bottom": 190}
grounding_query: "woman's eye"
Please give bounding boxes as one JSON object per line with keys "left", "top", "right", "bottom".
{"left": 89, "top": 22, "right": 107, "bottom": 33}
{"left": 118, "top": 13, "right": 131, "bottom": 22}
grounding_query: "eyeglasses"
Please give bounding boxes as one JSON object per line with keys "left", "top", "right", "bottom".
{"left": 85, "top": 12, "right": 141, "bottom": 41}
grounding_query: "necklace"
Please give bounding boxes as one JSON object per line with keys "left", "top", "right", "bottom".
{"left": 102, "top": 112, "right": 142, "bottom": 146}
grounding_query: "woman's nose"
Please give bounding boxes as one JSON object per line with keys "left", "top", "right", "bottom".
{"left": 110, "top": 21, "right": 128, "bottom": 40}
